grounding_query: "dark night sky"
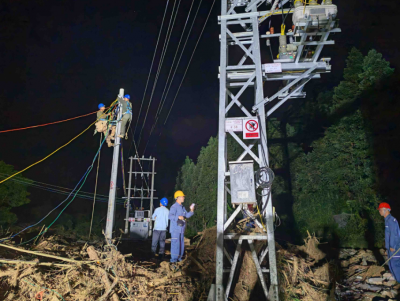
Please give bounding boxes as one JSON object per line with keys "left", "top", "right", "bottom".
{"left": 0, "top": 0, "right": 399, "bottom": 222}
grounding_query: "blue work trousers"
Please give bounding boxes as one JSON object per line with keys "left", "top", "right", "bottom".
{"left": 388, "top": 250, "right": 400, "bottom": 282}
{"left": 170, "top": 232, "right": 185, "bottom": 262}
{"left": 151, "top": 230, "right": 166, "bottom": 254}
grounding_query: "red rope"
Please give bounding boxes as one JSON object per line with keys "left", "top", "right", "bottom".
{"left": 35, "top": 290, "right": 45, "bottom": 300}
{"left": 0, "top": 111, "right": 97, "bottom": 133}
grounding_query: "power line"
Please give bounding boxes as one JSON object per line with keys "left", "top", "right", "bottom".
{"left": 0, "top": 176, "right": 125, "bottom": 203}
{"left": 137, "top": 0, "right": 182, "bottom": 148}
{"left": 133, "top": 0, "right": 171, "bottom": 139}
{"left": 144, "top": 0, "right": 217, "bottom": 155}
{"left": 0, "top": 172, "right": 112, "bottom": 199}
{"left": 156, "top": 0, "right": 197, "bottom": 117}
{"left": 164, "top": 0, "right": 216, "bottom": 125}
{"left": 143, "top": 0, "right": 204, "bottom": 154}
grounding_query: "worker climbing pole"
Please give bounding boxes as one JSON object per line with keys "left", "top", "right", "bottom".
{"left": 211, "top": 0, "right": 340, "bottom": 300}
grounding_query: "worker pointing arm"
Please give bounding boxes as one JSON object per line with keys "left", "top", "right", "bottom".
{"left": 168, "top": 190, "right": 195, "bottom": 264}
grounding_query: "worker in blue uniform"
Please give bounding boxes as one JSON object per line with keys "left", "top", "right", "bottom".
{"left": 151, "top": 197, "right": 170, "bottom": 261}
{"left": 117, "top": 94, "right": 133, "bottom": 139}
{"left": 168, "top": 190, "right": 195, "bottom": 263}
{"left": 378, "top": 202, "right": 400, "bottom": 282}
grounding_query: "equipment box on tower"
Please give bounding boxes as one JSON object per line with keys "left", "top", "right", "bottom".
{"left": 229, "top": 161, "right": 256, "bottom": 205}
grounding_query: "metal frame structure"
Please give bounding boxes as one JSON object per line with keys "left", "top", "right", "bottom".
{"left": 123, "top": 156, "right": 157, "bottom": 237}
{"left": 211, "top": 1, "right": 340, "bottom": 300}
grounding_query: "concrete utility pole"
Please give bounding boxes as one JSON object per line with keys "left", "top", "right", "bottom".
{"left": 105, "top": 88, "right": 124, "bottom": 244}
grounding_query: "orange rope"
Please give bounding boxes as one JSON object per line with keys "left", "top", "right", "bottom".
{"left": 0, "top": 111, "right": 97, "bottom": 133}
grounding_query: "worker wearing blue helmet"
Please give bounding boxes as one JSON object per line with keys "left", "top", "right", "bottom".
{"left": 151, "top": 197, "right": 169, "bottom": 261}
{"left": 118, "top": 94, "right": 133, "bottom": 139}
{"left": 95, "top": 103, "right": 109, "bottom": 134}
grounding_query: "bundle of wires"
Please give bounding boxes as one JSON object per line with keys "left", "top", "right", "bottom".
{"left": 0, "top": 173, "right": 125, "bottom": 204}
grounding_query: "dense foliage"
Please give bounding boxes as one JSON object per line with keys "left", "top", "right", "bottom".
{"left": 175, "top": 136, "right": 242, "bottom": 237}
{"left": 0, "top": 161, "right": 31, "bottom": 225}
{"left": 290, "top": 49, "right": 394, "bottom": 247}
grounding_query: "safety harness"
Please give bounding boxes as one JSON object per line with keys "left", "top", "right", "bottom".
{"left": 123, "top": 102, "right": 133, "bottom": 115}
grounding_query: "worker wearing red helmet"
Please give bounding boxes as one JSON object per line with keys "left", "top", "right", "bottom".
{"left": 378, "top": 202, "right": 400, "bottom": 282}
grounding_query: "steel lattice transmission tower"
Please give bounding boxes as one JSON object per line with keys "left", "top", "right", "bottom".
{"left": 210, "top": 0, "right": 340, "bottom": 300}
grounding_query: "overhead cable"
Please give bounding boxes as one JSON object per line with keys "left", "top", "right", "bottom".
{"left": 137, "top": 0, "right": 182, "bottom": 148}
{"left": 164, "top": 0, "right": 216, "bottom": 125}
{"left": 156, "top": 0, "right": 197, "bottom": 117}
{"left": 0, "top": 172, "right": 113, "bottom": 199}
{"left": 134, "top": 0, "right": 179, "bottom": 140}
{"left": 0, "top": 177, "right": 114, "bottom": 202}
{"left": 133, "top": 0, "right": 171, "bottom": 138}
{"left": 143, "top": 0, "right": 215, "bottom": 155}
{"left": 143, "top": 0, "right": 203, "bottom": 154}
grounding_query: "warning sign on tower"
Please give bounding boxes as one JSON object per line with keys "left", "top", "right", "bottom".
{"left": 243, "top": 118, "right": 260, "bottom": 140}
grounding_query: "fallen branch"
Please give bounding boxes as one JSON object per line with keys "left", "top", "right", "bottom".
{"left": 0, "top": 243, "right": 95, "bottom": 264}
{"left": 0, "top": 258, "right": 72, "bottom": 268}
{"left": 87, "top": 246, "right": 120, "bottom": 301}
{"left": 190, "top": 256, "right": 206, "bottom": 272}
{"left": 151, "top": 272, "right": 183, "bottom": 287}
{"left": 98, "top": 273, "right": 119, "bottom": 301}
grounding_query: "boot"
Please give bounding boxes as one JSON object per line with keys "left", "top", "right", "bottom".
{"left": 159, "top": 253, "right": 165, "bottom": 261}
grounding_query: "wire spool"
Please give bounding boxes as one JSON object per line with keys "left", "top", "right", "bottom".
{"left": 255, "top": 167, "right": 275, "bottom": 189}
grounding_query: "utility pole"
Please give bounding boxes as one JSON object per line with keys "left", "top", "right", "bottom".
{"left": 105, "top": 88, "right": 124, "bottom": 244}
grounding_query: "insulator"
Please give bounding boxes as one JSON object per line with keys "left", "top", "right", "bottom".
{"left": 270, "top": 27, "right": 275, "bottom": 34}
{"left": 279, "top": 35, "right": 287, "bottom": 46}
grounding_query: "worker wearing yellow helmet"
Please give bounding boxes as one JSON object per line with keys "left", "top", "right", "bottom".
{"left": 168, "top": 190, "right": 195, "bottom": 264}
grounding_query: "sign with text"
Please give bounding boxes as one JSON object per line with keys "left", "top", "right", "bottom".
{"left": 225, "top": 119, "right": 243, "bottom": 132}
{"left": 243, "top": 118, "right": 260, "bottom": 139}
{"left": 264, "top": 63, "right": 282, "bottom": 74}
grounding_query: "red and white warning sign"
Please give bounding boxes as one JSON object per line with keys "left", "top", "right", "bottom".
{"left": 243, "top": 118, "right": 260, "bottom": 139}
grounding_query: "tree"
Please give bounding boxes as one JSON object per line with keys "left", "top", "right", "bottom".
{"left": 175, "top": 136, "right": 242, "bottom": 236}
{"left": 291, "top": 49, "right": 394, "bottom": 247}
{"left": 292, "top": 111, "right": 381, "bottom": 247}
{"left": 0, "top": 161, "right": 31, "bottom": 225}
